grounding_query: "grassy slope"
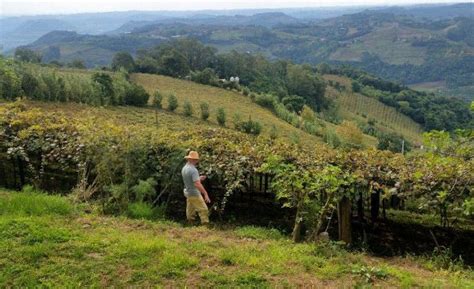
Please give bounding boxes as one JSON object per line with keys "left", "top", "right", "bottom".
{"left": 1, "top": 189, "right": 473, "bottom": 288}
{"left": 131, "top": 73, "right": 326, "bottom": 146}
{"left": 57, "top": 68, "right": 419, "bottom": 147}
{"left": 324, "top": 74, "right": 424, "bottom": 144}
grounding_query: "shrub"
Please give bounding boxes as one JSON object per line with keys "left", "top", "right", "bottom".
{"left": 300, "top": 105, "right": 316, "bottom": 123}
{"left": 323, "top": 128, "right": 342, "bottom": 148}
{"left": 235, "top": 116, "right": 262, "bottom": 136}
{"left": 124, "top": 83, "right": 149, "bottom": 107}
{"left": 131, "top": 178, "right": 157, "bottom": 202}
{"left": 168, "top": 93, "right": 178, "bottom": 111}
{"left": 183, "top": 101, "right": 193, "bottom": 117}
{"left": 190, "top": 68, "right": 219, "bottom": 86}
{"left": 216, "top": 107, "right": 226, "bottom": 126}
{"left": 282, "top": 95, "right": 305, "bottom": 112}
{"left": 200, "top": 102, "right": 210, "bottom": 120}
{"left": 336, "top": 121, "right": 365, "bottom": 149}
{"left": 255, "top": 94, "right": 277, "bottom": 109}
{"left": 152, "top": 90, "right": 163, "bottom": 108}
{"left": 242, "top": 87, "right": 250, "bottom": 96}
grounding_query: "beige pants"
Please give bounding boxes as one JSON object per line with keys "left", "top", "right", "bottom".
{"left": 186, "top": 195, "right": 209, "bottom": 224}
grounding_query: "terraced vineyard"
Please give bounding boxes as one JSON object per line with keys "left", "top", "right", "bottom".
{"left": 324, "top": 74, "right": 424, "bottom": 143}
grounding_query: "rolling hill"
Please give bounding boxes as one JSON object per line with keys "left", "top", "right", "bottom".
{"left": 13, "top": 3, "right": 473, "bottom": 100}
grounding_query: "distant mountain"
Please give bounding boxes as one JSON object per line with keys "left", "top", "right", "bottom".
{"left": 6, "top": 3, "right": 474, "bottom": 100}
{"left": 0, "top": 19, "right": 75, "bottom": 51}
{"left": 109, "top": 12, "right": 302, "bottom": 35}
{"left": 21, "top": 30, "right": 164, "bottom": 67}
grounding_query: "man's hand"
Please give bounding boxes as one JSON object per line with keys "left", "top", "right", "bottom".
{"left": 200, "top": 175, "right": 207, "bottom": 181}
{"left": 204, "top": 195, "right": 211, "bottom": 203}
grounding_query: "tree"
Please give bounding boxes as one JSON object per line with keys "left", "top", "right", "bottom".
{"left": 68, "top": 59, "right": 86, "bottom": 69}
{"left": 216, "top": 107, "right": 226, "bottom": 126}
{"left": 377, "top": 132, "right": 410, "bottom": 153}
{"left": 152, "top": 90, "right": 163, "bottom": 109}
{"left": 183, "top": 101, "right": 193, "bottom": 117}
{"left": 282, "top": 95, "right": 306, "bottom": 113}
{"left": 351, "top": 81, "right": 361, "bottom": 93}
{"left": 200, "top": 102, "right": 210, "bottom": 120}
{"left": 190, "top": 68, "right": 219, "bottom": 86}
{"left": 14, "top": 47, "right": 41, "bottom": 63}
{"left": 167, "top": 94, "right": 178, "bottom": 111}
{"left": 124, "top": 84, "right": 149, "bottom": 107}
{"left": 300, "top": 105, "right": 316, "bottom": 123}
{"left": 286, "top": 64, "right": 327, "bottom": 111}
{"left": 20, "top": 71, "right": 39, "bottom": 97}
{"left": 158, "top": 49, "right": 190, "bottom": 77}
{"left": 112, "top": 51, "right": 136, "bottom": 72}
{"left": 0, "top": 60, "right": 22, "bottom": 100}
{"left": 92, "top": 72, "right": 114, "bottom": 105}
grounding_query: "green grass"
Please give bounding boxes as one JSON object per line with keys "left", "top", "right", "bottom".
{"left": 1, "top": 189, "right": 473, "bottom": 288}
{"left": 0, "top": 187, "right": 74, "bottom": 216}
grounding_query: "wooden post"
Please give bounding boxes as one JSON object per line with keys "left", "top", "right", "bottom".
{"left": 371, "top": 190, "right": 380, "bottom": 222}
{"left": 338, "top": 196, "right": 352, "bottom": 245}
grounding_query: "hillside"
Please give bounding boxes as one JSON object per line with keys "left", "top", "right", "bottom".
{"left": 14, "top": 3, "right": 473, "bottom": 100}
{"left": 323, "top": 74, "right": 423, "bottom": 143}
{"left": 2, "top": 189, "right": 473, "bottom": 288}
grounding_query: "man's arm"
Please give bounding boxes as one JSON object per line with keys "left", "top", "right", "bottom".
{"left": 194, "top": 180, "right": 211, "bottom": 203}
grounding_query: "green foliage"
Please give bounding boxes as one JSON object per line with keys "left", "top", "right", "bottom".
{"left": 167, "top": 93, "right": 178, "bottom": 111}
{"left": 234, "top": 116, "right": 262, "bottom": 136}
{"left": 200, "top": 102, "right": 210, "bottom": 120}
{"left": 137, "top": 39, "right": 331, "bottom": 115}
{"left": 92, "top": 72, "right": 114, "bottom": 105}
{"left": 377, "top": 132, "right": 411, "bottom": 153}
{"left": 335, "top": 66, "right": 472, "bottom": 131}
{"left": 126, "top": 202, "right": 165, "bottom": 220}
{"left": 242, "top": 87, "right": 250, "bottom": 96}
{"left": 131, "top": 178, "right": 157, "bottom": 202}
{"left": 0, "top": 186, "right": 74, "bottom": 216}
{"left": 151, "top": 90, "right": 163, "bottom": 108}
{"left": 183, "top": 101, "right": 193, "bottom": 117}
{"left": 111, "top": 51, "right": 136, "bottom": 72}
{"left": 0, "top": 59, "right": 22, "bottom": 100}
{"left": 254, "top": 94, "right": 277, "bottom": 109}
{"left": 352, "top": 265, "right": 389, "bottom": 284}
{"left": 282, "top": 95, "right": 305, "bottom": 112}
{"left": 14, "top": 48, "right": 41, "bottom": 63}
{"left": 351, "top": 81, "right": 361, "bottom": 93}
{"left": 123, "top": 83, "right": 149, "bottom": 107}
{"left": 190, "top": 68, "right": 219, "bottom": 86}
{"left": 216, "top": 107, "right": 226, "bottom": 126}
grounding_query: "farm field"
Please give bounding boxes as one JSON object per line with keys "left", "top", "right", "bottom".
{"left": 1, "top": 189, "right": 473, "bottom": 288}
{"left": 324, "top": 74, "right": 424, "bottom": 144}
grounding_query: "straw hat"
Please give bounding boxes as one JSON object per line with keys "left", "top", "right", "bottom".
{"left": 184, "top": 151, "right": 200, "bottom": 160}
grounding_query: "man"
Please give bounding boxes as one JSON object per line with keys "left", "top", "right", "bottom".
{"left": 181, "top": 151, "right": 211, "bottom": 225}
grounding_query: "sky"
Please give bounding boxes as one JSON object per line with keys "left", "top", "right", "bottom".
{"left": 0, "top": 0, "right": 462, "bottom": 16}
